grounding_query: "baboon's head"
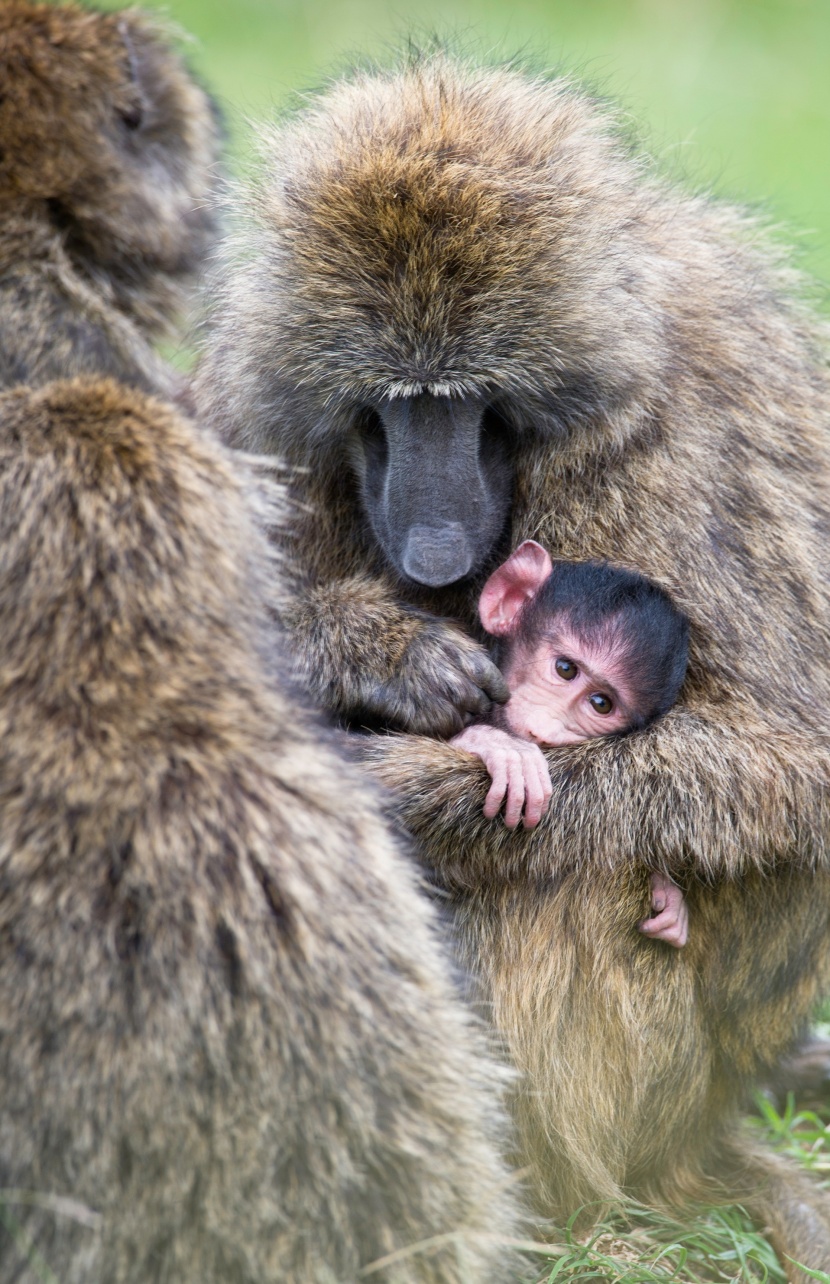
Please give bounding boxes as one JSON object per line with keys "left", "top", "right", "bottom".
{"left": 0, "top": 2, "right": 221, "bottom": 328}
{"left": 218, "top": 56, "right": 669, "bottom": 588}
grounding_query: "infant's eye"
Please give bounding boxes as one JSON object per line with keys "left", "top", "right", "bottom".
{"left": 589, "top": 692, "right": 613, "bottom": 715}
{"left": 555, "top": 657, "right": 577, "bottom": 681}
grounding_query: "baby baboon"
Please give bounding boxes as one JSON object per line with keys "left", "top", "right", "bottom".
{"left": 196, "top": 54, "right": 830, "bottom": 1277}
{"left": 0, "top": 2, "right": 220, "bottom": 397}
{"left": 449, "top": 541, "right": 691, "bottom": 947}
{"left": 0, "top": 377, "right": 519, "bottom": 1284}
{"left": 453, "top": 541, "right": 689, "bottom": 831}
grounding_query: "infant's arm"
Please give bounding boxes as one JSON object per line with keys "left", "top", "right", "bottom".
{"left": 638, "top": 872, "right": 688, "bottom": 948}
{"left": 450, "top": 724, "right": 553, "bottom": 829}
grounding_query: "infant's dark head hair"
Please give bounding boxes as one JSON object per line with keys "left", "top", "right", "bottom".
{"left": 515, "top": 560, "right": 689, "bottom": 730}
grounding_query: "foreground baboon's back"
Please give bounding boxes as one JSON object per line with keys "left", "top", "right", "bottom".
{"left": 0, "top": 2, "right": 220, "bottom": 396}
{"left": 0, "top": 379, "right": 518, "bottom": 1284}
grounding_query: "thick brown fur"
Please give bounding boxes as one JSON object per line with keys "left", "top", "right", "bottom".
{"left": 349, "top": 758, "right": 830, "bottom": 1277}
{"left": 0, "top": 377, "right": 521, "bottom": 1284}
{"left": 196, "top": 54, "right": 830, "bottom": 1277}
{"left": 0, "top": 2, "right": 220, "bottom": 397}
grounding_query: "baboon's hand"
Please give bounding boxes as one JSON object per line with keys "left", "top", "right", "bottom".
{"left": 292, "top": 577, "right": 508, "bottom": 733}
{"left": 370, "top": 621, "right": 510, "bottom": 737}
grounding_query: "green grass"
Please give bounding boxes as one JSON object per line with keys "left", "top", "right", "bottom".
{"left": 530, "top": 1203, "right": 786, "bottom": 1284}
{"left": 752, "top": 1092, "right": 830, "bottom": 1182}
{"left": 524, "top": 1092, "right": 830, "bottom": 1284}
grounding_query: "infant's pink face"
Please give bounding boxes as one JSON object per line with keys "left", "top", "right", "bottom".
{"left": 501, "top": 625, "right": 634, "bottom": 746}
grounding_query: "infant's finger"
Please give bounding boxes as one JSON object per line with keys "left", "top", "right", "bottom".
{"left": 639, "top": 908, "right": 675, "bottom": 935}
{"left": 540, "top": 756, "right": 553, "bottom": 804}
{"left": 639, "top": 909, "right": 687, "bottom": 949}
{"left": 503, "top": 761, "right": 526, "bottom": 830}
{"left": 536, "top": 753, "right": 553, "bottom": 808}
{"left": 659, "top": 921, "right": 687, "bottom": 948}
{"left": 521, "top": 760, "right": 548, "bottom": 829}
{"left": 483, "top": 761, "right": 508, "bottom": 820}
{"left": 521, "top": 786, "right": 543, "bottom": 828}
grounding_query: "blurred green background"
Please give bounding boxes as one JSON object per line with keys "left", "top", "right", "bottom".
{"left": 109, "top": 0, "right": 830, "bottom": 293}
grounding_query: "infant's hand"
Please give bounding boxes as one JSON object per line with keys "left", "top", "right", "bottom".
{"left": 638, "top": 872, "right": 688, "bottom": 948}
{"left": 450, "top": 725, "right": 553, "bottom": 829}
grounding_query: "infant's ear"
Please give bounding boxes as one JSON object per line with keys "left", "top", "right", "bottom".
{"left": 479, "top": 540, "right": 553, "bottom": 636}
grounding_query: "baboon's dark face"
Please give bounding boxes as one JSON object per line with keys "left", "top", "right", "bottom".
{"left": 217, "top": 59, "right": 668, "bottom": 580}
{"left": 349, "top": 393, "right": 514, "bottom": 587}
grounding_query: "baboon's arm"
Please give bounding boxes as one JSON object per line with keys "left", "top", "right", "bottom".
{"left": 361, "top": 710, "right": 830, "bottom": 885}
{"left": 292, "top": 574, "right": 509, "bottom": 735}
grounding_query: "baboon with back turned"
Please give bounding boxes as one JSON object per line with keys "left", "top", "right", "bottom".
{"left": 0, "top": 1, "right": 220, "bottom": 398}
{"left": 197, "top": 54, "right": 830, "bottom": 1276}
{"left": 0, "top": 376, "right": 519, "bottom": 1283}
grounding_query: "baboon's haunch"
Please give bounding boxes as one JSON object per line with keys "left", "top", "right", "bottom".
{"left": 198, "top": 53, "right": 830, "bottom": 1278}
{"left": 0, "top": 378, "right": 518, "bottom": 1284}
{"left": 0, "top": 2, "right": 220, "bottom": 397}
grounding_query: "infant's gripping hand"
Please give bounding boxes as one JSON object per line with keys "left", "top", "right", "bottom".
{"left": 638, "top": 872, "right": 688, "bottom": 948}
{"left": 293, "top": 576, "right": 508, "bottom": 735}
{"left": 451, "top": 725, "right": 553, "bottom": 829}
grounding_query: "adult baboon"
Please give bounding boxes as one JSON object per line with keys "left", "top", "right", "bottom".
{"left": 0, "top": 377, "right": 519, "bottom": 1284}
{"left": 0, "top": 1, "right": 220, "bottom": 397}
{"left": 196, "top": 54, "right": 830, "bottom": 1275}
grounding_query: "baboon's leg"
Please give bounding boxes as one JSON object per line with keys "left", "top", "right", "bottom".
{"left": 721, "top": 1138, "right": 830, "bottom": 1284}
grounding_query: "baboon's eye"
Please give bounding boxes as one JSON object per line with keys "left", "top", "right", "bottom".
{"left": 555, "top": 657, "right": 577, "bottom": 681}
{"left": 119, "top": 102, "right": 144, "bottom": 132}
{"left": 589, "top": 692, "right": 614, "bottom": 715}
{"left": 481, "top": 405, "right": 511, "bottom": 440}
{"left": 357, "top": 406, "right": 383, "bottom": 435}
{"left": 355, "top": 406, "right": 388, "bottom": 466}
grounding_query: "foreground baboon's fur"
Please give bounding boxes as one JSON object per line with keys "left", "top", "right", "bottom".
{"left": 0, "top": 378, "right": 519, "bottom": 1284}
{"left": 0, "top": 2, "right": 220, "bottom": 397}
{"left": 196, "top": 54, "right": 830, "bottom": 1276}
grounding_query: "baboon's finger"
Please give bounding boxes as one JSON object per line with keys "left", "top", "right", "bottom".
{"left": 465, "top": 653, "right": 510, "bottom": 705}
